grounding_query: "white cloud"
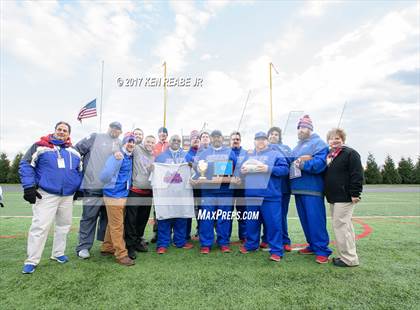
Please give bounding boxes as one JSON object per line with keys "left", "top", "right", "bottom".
{"left": 299, "top": 0, "right": 338, "bottom": 17}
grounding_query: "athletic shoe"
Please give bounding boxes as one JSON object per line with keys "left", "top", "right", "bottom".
{"left": 50, "top": 255, "right": 69, "bottom": 264}
{"left": 239, "top": 246, "right": 249, "bottom": 254}
{"left": 22, "top": 264, "right": 36, "bottom": 274}
{"left": 269, "top": 254, "right": 282, "bottom": 262}
{"left": 220, "top": 245, "right": 232, "bottom": 253}
{"left": 156, "top": 247, "right": 167, "bottom": 254}
{"left": 283, "top": 244, "right": 292, "bottom": 252}
{"left": 259, "top": 242, "right": 269, "bottom": 249}
{"left": 298, "top": 248, "right": 314, "bottom": 255}
{"left": 117, "top": 256, "right": 135, "bottom": 266}
{"left": 332, "top": 257, "right": 357, "bottom": 267}
{"left": 182, "top": 243, "right": 194, "bottom": 249}
{"left": 135, "top": 242, "right": 148, "bottom": 252}
{"left": 200, "top": 247, "right": 210, "bottom": 254}
{"left": 78, "top": 249, "right": 90, "bottom": 259}
{"left": 315, "top": 255, "right": 329, "bottom": 264}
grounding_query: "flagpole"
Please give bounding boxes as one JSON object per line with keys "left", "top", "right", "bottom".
{"left": 163, "top": 61, "right": 167, "bottom": 128}
{"left": 337, "top": 101, "right": 347, "bottom": 128}
{"left": 269, "top": 63, "right": 273, "bottom": 127}
{"left": 99, "top": 60, "right": 104, "bottom": 132}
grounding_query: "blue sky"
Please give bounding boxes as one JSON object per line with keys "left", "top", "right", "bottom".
{"left": 1, "top": 0, "right": 419, "bottom": 165}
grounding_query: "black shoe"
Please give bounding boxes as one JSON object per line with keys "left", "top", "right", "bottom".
{"left": 128, "top": 248, "right": 137, "bottom": 260}
{"left": 333, "top": 257, "right": 351, "bottom": 267}
{"left": 135, "top": 242, "right": 149, "bottom": 252}
{"left": 150, "top": 233, "right": 157, "bottom": 244}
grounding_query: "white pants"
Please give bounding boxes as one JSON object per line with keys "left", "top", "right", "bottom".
{"left": 25, "top": 189, "right": 73, "bottom": 265}
{"left": 330, "top": 202, "right": 359, "bottom": 266}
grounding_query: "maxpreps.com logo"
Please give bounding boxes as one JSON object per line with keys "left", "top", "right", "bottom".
{"left": 163, "top": 171, "right": 183, "bottom": 184}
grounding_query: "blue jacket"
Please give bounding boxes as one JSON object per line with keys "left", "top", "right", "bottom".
{"left": 155, "top": 148, "right": 187, "bottom": 164}
{"left": 241, "top": 147, "right": 289, "bottom": 201}
{"left": 100, "top": 149, "right": 132, "bottom": 198}
{"left": 290, "top": 133, "right": 328, "bottom": 196}
{"left": 194, "top": 146, "right": 237, "bottom": 195}
{"left": 270, "top": 143, "right": 292, "bottom": 194}
{"left": 19, "top": 135, "right": 82, "bottom": 196}
{"left": 185, "top": 147, "right": 199, "bottom": 164}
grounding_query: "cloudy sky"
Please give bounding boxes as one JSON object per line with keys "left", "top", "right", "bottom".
{"left": 1, "top": 0, "right": 419, "bottom": 165}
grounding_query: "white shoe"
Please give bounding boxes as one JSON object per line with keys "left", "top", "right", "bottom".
{"left": 78, "top": 249, "right": 90, "bottom": 259}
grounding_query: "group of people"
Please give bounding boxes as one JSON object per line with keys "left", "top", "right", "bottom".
{"left": 19, "top": 114, "right": 364, "bottom": 274}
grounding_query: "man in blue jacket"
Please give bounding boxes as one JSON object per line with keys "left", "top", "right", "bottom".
{"left": 19, "top": 121, "right": 82, "bottom": 274}
{"left": 290, "top": 115, "right": 332, "bottom": 264}
{"left": 155, "top": 134, "right": 194, "bottom": 254}
{"left": 100, "top": 133, "right": 135, "bottom": 266}
{"left": 193, "top": 130, "right": 238, "bottom": 254}
{"left": 239, "top": 132, "right": 289, "bottom": 262}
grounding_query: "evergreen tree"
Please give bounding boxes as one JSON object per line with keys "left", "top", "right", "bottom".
{"left": 0, "top": 153, "right": 10, "bottom": 183}
{"left": 414, "top": 156, "right": 420, "bottom": 184}
{"left": 364, "top": 153, "right": 382, "bottom": 184}
{"left": 381, "top": 155, "right": 401, "bottom": 184}
{"left": 7, "top": 152, "right": 23, "bottom": 183}
{"left": 397, "top": 157, "right": 415, "bottom": 184}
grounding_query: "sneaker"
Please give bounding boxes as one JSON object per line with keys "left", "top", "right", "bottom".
{"left": 269, "top": 254, "right": 282, "bottom": 262}
{"left": 50, "top": 255, "right": 69, "bottom": 264}
{"left": 315, "top": 255, "right": 329, "bottom": 264}
{"left": 200, "top": 247, "right": 210, "bottom": 254}
{"left": 22, "top": 264, "right": 36, "bottom": 274}
{"left": 332, "top": 257, "right": 356, "bottom": 267}
{"left": 117, "top": 256, "right": 135, "bottom": 266}
{"left": 298, "top": 248, "right": 314, "bottom": 255}
{"left": 78, "top": 249, "right": 90, "bottom": 259}
{"left": 135, "top": 242, "right": 149, "bottom": 252}
{"left": 182, "top": 242, "right": 194, "bottom": 249}
{"left": 239, "top": 246, "right": 248, "bottom": 254}
{"left": 283, "top": 244, "right": 292, "bottom": 252}
{"left": 128, "top": 248, "right": 137, "bottom": 260}
{"left": 150, "top": 233, "right": 157, "bottom": 244}
{"left": 156, "top": 247, "right": 167, "bottom": 254}
{"left": 220, "top": 245, "right": 232, "bottom": 253}
{"left": 260, "top": 242, "right": 270, "bottom": 252}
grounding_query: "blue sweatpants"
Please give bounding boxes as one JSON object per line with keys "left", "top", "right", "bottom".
{"left": 157, "top": 218, "right": 187, "bottom": 248}
{"left": 261, "top": 193, "right": 291, "bottom": 245}
{"left": 199, "top": 195, "right": 233, "bottom": 247}
{"left": 245, "top": 198, "right": 283, "bottom": 256}
{"left": 294, "top": 194, "right": 332, "bottom": 256}
{"left": 236, "top": 202, "right": 247, "bottom": 240}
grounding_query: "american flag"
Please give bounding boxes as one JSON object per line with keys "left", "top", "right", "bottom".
{"left": 77, "top": 99, "right": 97, "bottom": 122}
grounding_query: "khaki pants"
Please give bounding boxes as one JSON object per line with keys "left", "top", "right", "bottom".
{"left": 101, "top": 197, "right": 128, "bottom": 259}
{"left": 25, "top": 189, "right": 73, "bottom": 265}
{"left": 330, "top": 202, "right": 359, "bottom": 266}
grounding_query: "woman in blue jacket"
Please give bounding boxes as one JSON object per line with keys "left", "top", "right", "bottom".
{"left": 99, "top": 134, "right": 135, "bottom": 266}
{"left": 239, "top": 132, "right": 289, "bottom": 262}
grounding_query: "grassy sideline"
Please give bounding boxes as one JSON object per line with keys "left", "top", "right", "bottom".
{"left": 0, "top": 186, "right": 419, "bottom": 309}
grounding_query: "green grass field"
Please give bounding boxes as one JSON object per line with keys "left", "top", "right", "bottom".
{"left": 1, "top": 186, "right": 419, "bottom": 309}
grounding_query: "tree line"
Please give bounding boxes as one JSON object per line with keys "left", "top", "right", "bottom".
{"left": 0, "top": 151, "right": 419, "bottom": 184}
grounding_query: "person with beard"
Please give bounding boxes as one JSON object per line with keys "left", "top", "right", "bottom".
{"left": 20, "top": 122, "right": 82, "bottom": 274}
{"left": 185, "top": 130, "right": 201, "bottom": 240}
{"left": 124, "top": 134, "right": 156, "bottom": 259}
{"left": 230, "top": 131, "right": 248, "bottom": 243}
{"left": 99, "top": 133, "right": 136, "bottom": 266}
{"left": 290, "top": 115, "right": 332, "bottom": 264}
{"left": 259, "top": 126, "right": 293, "bottom": 252}
{"left": 75, "top": 121, "right": 122, "bottom": 259}
{"left": 155, "top": 135, "right": 194, "bottom": 254}
{"left": 194, "top": 130, "right": 238, "bottom": 254}
{"left": 133, "top": 128, "right": 144, "bottom": 145}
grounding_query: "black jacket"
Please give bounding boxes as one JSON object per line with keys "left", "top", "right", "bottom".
{"left": 324, "top": 146, "right": 364, "bottom": 203}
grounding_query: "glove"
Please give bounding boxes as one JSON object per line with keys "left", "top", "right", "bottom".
{"left": 73, "top": 190, "right": 83, "bottom": 201}
{"left": 23, "top": 187, "right": 42, "bottom": 204}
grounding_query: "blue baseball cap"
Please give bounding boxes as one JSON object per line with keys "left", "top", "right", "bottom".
{"left": 211, "top": 130, "right": 223, "bottom": 137}
{"left": 109, "top": 121, "right": 122, "bottom": 130}
{"left": 254, "top": 131, "right": 268, "bottom": 140}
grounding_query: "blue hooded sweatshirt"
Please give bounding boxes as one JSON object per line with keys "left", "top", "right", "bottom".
{"left": 290, "top": 133, "right": 328, "bottom": 196}
{"left": 241, "top": 147, "right": 289, "bottom": 201}
{"left": 100, "top": 148, "right": 133, "bottom": 198}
